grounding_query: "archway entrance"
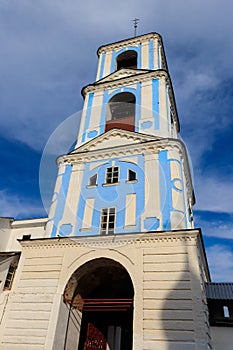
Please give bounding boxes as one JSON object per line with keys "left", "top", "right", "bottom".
{"left": 64, "top": 258, "right": 134, "bottom": 350}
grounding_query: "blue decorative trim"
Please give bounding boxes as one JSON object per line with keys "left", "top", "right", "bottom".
{"left": 159, "top": 150, "right": 172, "bottom": 230}
{"left": 144, "top": 217, "right": 160, "bottom": 231}
{"left": 99, "top": 52, "right": 106, "bottom": 80}
{"left": 81, "top": 92, "right": 94, "bottom": 143}
{"left": 75, "top": 155, "right": 145, "bottom": 236}
{"left": 87, "top": 130, "right": 98, "bottom": 139}
{"left": 60, "top": 224, "right": 73, "bottom": 236}
{"left": 51, "top": 164, "right": 72, "bottom": 237}
{"left": 172, "top": 178, "right": 182, "bottom": 191}
{"left": 141, "top": 121, "right": 152, "bottom": 129}
{"left": 152, "top": 79, "right": 159, "bottom": 130}
{"left": 149, "top": 39, "right": 154, "bottom": 69}
{"left": 138, "top": 43, "right": 142, "bottom": 69}
{"left": 178, "top": 159, "right": 188, "bottom": 228}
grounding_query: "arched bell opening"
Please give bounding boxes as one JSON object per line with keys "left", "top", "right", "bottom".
{"left": 63, "top": 258, "right": 134, "bottom": 350}
{"left": 116, "top": 50, "right": 137, "bottom": 70}
{"left": 105, "top": 92, "right": 136, "bottom": 133}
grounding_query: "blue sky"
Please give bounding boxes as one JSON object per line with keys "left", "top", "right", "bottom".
{"left": 1, "top": 0, "right": 233, "bottom": 281}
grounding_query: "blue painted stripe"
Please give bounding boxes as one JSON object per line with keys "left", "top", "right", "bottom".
{"left": 138, "top": 43, "right": 142, "bottom": 69}
{"left": 51, "top": 164, "right": 72, "bottom": 237}
{"left": 178, "top": 160, "right": 188, "bottom": 228}
{"left": 159, "top": 150, "right": 172, "bottom": 230}
{"left": 152, "top": 79, "right": 159, "bottom": 130}
{"left": 149, "top": 39, "right": 154, "bottom": 69}
{"left": 81, "top": 92, "right": 94, "bottom": 143}
{"left": 99, "top": 52, "right": 106, "bottom": 80}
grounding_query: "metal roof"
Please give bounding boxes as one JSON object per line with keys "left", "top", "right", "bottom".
{"left": 206, "top": 283, "right": 233, "bottom": 300}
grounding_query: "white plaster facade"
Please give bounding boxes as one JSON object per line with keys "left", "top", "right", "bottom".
{"left": 0, "top": 230, "right": 211, "bottom": 350}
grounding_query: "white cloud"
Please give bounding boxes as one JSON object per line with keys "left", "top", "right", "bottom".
{"left": 0, "top": 190, "right": 46, "bottom": 219}
{"left": 206, "top": 244, "right": 233, "bottom": 282}
{"left": 193, "top": 174, "right": 233, "bottom": 213}
{"left": 195, "top": 215, "right": 233, "bottom": 240}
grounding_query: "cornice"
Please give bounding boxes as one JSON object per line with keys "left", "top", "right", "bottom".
{"left": 94, "top": 68, "right": 150, "bottom": 85}
{"left": 97, "top": 32, "right": 162, "bottom": 56}
{"left": 57, "top": 135, "right": 194, "bottom": 199}
{"left": 19, "top": 229, "right": 201, "bottom": 250}
{"left": 59, "top": 136, "right": 185, "bottom": 162}
{"left": 82, "top": 69, "right": 169, "bottom": 97}
{"left": 70, "top": 129, "right": 157, "bottom": 154}
{"left": 11, "top": 217, "right": 48, "bottom": 229}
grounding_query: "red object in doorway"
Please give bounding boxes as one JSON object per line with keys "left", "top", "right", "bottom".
{"left": 84, "top": 322, "right": 107, "bottom": 350}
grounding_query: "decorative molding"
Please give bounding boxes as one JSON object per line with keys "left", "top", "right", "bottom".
{"left": 57, "top": 133, "right": 194, "bottom": 201}
{"left": 97, "top": 33, "right": 161, "bottom": 55}
{"left": 96, "top": 68, "right": 149, "bottom": 85}
{"left": 83, "top": 70, "right": 169, "bottom": 97}
{"left": 19, "top": 229, "right": 201, "bottom": 250}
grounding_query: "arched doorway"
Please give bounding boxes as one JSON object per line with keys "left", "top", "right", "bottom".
{"left": 105, "top": 92, "right": 136, "bottom": 132}
{"left": 63, "top": 258, "right": 134, "bottom": 350}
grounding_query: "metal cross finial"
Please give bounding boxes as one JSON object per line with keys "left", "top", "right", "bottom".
{"left": 132, "top": 18, "right": 139, "bottom": 37}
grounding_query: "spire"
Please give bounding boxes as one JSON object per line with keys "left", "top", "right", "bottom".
{"left": 132, "top": 18, "right": 139, "bottom": 37}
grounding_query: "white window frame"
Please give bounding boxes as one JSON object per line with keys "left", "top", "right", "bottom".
{"left": 100, "top": 207, "right": 116, "bottom": 235}
{"left": 105, "top": 166, "right": 119, "bottom": 184}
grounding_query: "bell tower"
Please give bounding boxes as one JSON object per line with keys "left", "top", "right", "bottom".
{"left": 0, "top": 33, "right": 212, "bottom": 350}
{"left": 47, "top": 32, "right": 194, "bottom": 239}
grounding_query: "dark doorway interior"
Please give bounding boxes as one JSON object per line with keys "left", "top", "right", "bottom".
{"left": 65, "top": 258, "right": 134, "bottom": 350}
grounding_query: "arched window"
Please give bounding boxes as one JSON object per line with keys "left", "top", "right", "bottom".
{"left": 116, "top": 50, "right": 137, "bottom": 70}
{"left": 105, "top": 92, "right": 136, "bottom": 132}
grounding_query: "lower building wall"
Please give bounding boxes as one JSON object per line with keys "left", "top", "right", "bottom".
{"left": 0, "top": 230, "right": 211, "bottom": 350}
{"left": 211, "top": 327, "right": 233, "bottom": 350}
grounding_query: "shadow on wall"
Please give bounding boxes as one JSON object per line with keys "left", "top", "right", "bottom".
{"left": 143, "top": 235, "right": 211, "bottom": 350}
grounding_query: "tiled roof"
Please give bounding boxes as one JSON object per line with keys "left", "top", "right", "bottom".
{"left": 206, "top": 283, "right": 233, "bottom": 300}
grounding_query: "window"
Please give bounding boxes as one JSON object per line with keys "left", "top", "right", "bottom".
{"left": 116, "top": 50, "right": 137, "bottom": 70}
{"left": 108, "top": 93, "right": 135, "bottom": 121}
{"left": 128, "top": 169, "right": 136, "bottom": 182}
{"left": 4, "top": 264, "right": 17, "bottom": 290}
{"left": 223, "top": 305, "right": 230, "bottom": 318}
{"left": 106, "top": 166, "right": 119, "bottom": 184}
{"left": 100, "top": 208, "right": 116, "bottom": 235}
{"left": 105, "top": 92, "right": 135, "bottom": 133}
{"left": 89, "top": 174, "right": 97, "bottom": 186}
